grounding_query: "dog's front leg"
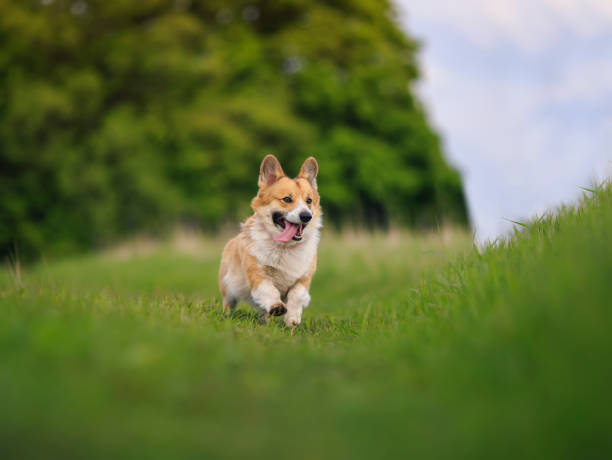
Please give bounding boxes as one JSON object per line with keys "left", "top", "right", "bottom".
{"left": 243, "top": 252, "right": 286, "bottom": 317}
{"left": 284, "top": 256, "right": 317, "bottom": 330}
{"left": 284, "top": 282, "right": 311, "bottom": 329}
{"left": 252, "top": 279, "right": 286, "bottom": 317}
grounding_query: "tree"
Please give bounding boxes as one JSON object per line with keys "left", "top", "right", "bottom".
{"left": 0, "top": 0, "right": 468, "bottom": 259}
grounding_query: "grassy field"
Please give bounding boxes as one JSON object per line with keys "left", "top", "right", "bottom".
{"left": 1, "top": 186, "right": 611, "bottom": 459}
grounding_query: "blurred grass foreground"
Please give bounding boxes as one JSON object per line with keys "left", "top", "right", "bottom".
{"left": 0, "top": 0, "right": 467, "bottom": 260}
{"left": 2, "top": 185, "right": 612, "bottom": 458}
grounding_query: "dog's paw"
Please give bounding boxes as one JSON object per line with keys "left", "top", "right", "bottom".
{"left": 284, "top": 309, "right": 302, "bottom": 328}
{"left": 269, "top": 302, "right": 287, "bottom": 316}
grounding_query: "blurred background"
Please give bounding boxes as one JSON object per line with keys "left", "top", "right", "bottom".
{"left": 1, "top": 0, "right": 610, "bottom": 260}
{"left": 399, "top": 0, "right": 612, "bottom": 241}
{"left": 0, "top": 0, "right": 467, "bottom": 261}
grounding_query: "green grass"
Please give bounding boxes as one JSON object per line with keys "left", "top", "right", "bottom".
{"left": 1, "top": 186, "right": 611, "bottom": 459}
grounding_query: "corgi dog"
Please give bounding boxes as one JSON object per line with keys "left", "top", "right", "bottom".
{"left": 218, "top": 155, "right": 321, "bottom": 331}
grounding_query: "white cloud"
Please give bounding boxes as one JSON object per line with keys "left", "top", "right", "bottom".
{"left": 399, "top": 0, "right": 612, "bottom": 53}
{"left": 548, "top": 57, "right": 612, "bottom": 104}
{"left": 396, "top": 0, "right": 612, "bottom": 242}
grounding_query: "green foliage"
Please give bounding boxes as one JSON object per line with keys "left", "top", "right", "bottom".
{"left": 0, "top": 0, "right": 467, "bottom": 259}
{"left": 1, "top": 185, "right": 612, "bottom": 458}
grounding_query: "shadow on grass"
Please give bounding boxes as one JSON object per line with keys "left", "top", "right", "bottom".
{"left": 225, "top": 306, "right": 362, "bottom": 338}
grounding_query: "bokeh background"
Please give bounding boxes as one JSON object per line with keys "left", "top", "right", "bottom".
{"left": 0, "top": 0, "right": 468, "bottom": 261}
{"left": 399, "top": 0, "right": 612, "bottom": 241}
{"left": 2, "top": 0, "right": 610, "bottom": 259}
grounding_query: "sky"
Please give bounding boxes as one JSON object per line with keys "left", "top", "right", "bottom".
{"left": 396, "top": 0, "right": 612, "bottom": 242}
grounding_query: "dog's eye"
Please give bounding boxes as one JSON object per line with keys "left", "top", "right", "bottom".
{"left": 282, "top": 196, "right": 292, "bottom": 203}
{"left": 306, "top": 198, "right": 313, "bottom": 204}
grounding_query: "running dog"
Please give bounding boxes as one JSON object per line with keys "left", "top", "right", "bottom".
{"left": 218, "top": 155, "right": 321, "bottom": 331}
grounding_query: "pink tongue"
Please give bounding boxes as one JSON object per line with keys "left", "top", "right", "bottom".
{"left": 274, "top": 222, "right": 299, "bottom": 242}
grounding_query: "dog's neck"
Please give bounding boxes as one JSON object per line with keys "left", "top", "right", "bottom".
{"left": 243, "top": 214, "right": 320, "bottom": 277}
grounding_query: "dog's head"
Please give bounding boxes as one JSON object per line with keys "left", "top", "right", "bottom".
{"left": 251, "top": 155, "right": 321, "bottom": 243}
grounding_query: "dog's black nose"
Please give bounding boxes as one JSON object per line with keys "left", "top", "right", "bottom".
{"left": 299, "top": 212, "right": 312, "bottom": 223}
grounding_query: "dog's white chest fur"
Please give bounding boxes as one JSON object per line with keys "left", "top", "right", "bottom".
{"left": 246, "top": 217, "right": 319, "bottom": 294}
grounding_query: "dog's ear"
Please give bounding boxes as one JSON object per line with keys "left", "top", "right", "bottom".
{"left": 258, "top": 154, "right": 285, "bottom": 188}
{"left": 298, "top": 157, "right": 318, "bottom": 189}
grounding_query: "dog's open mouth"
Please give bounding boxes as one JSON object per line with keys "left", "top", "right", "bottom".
{"left": 273, "top": 212, "right": 306, "bottom": 242}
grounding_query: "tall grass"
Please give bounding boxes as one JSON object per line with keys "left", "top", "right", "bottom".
{"left": 0, "top": 186, "right": 611, "bottom": 459}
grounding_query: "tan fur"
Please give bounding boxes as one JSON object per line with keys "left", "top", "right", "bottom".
{"left": 219, "top": 155, "right": 321, "bottom": 329}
